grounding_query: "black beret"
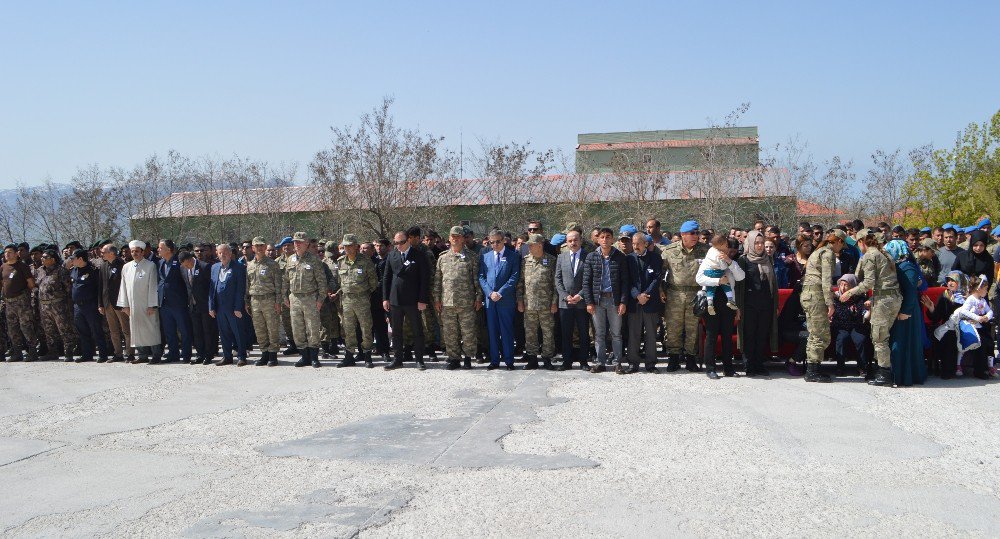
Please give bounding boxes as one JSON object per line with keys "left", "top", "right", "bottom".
{"left": 42, "top": 249, "right": 58, "bottom": 258}
{"left": 16, "top": 242, "right": 29, "bottom": 250}
{"left": 71, "top": 248, "right": 87, "bottom": 259}
{"left": 65, "top": 241, "right": 83, "bottom": 250}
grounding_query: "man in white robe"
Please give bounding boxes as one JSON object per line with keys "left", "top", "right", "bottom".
{"left": 118, "top": 240, "right": 162, "bottom": 363}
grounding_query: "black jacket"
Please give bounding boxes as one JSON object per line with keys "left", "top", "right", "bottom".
{"left": 581, "top": 248, "right": 629, "bottom": 306}
{"left": 186, "top": 260, "right": 212, "bottom": 312}
{"left": 71, "top": 262, "right": 101, "bottom": 306}
{"left": 382, "top": 248, "right": 430, "bottom": 307}
{"left": 98, "top": 257, "right": 124, "bottom": 309}
{"left": 627, "top": 249, "right": 663, "bottom": 313}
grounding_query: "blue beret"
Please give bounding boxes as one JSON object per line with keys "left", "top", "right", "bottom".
{"left": 964, "top": 226, "right": 977, "bottom": 234}
{"left": 977, "top": 218, "right": 991, "bottom": 229}
{"left": 919, "top": 227, "right": 931, "bottom": 233}
{"left": 645, "top": 234, "right": 653, "bottom": 244}
{"left": 276, "top": 236, "right": 293, "bottom": 247}
{"left": 679, "top": 220, "right": 699, "bottom": 233}
{"left": 992, "top": 226, "right": 1000, "bottom": 236}
{"left": 619, "top": 224, "right": 638, "bottom": 237}
{"left": 550, "top": 233, "right": 566, "bottom": 247}
{"left": 942, "top": 223, "right": 954, "bottom": 231}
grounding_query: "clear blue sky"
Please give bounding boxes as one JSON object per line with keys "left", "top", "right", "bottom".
{"left": 1, "top": 1, "right": 997, "bottom": 188}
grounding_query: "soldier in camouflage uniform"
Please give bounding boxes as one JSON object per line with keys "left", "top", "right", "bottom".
{"left": 434, "top": 226, "right": 482, "bottom": 370}
{"left": 800, "top": 228, "right": 848, "bottom": 383}
{"left": 334, "top": 234, "right": 377, "bottom": 368}
{"left": 276, "top": 237, "right": 298, "bottom": 355}
{"left": 247, "top": 237, "right": 283, "bottom": 367}
{"left": 33, "top": 250, "right": 77, "bottom": 361}
{"left": 319, "top": 242, "right": 342, "bottom": 359}
{"left": 661, "top": 220, "right": 710, "bottom": 372}
{"left": 283, "top": 231, "right": 327, "bottom": 368}
{"left": 840, "top": 231, "right": 902, "bottom": 386}
{"left": 517, "top": 233, "right": 558, "bottom": 369}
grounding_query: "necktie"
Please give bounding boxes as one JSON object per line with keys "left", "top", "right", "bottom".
{"left": 496, "top": 252, "right": 500, "bottom": 266}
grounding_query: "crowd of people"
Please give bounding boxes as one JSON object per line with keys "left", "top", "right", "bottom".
{"left": 2, "top": 216, "right": 997, "bottom": 388}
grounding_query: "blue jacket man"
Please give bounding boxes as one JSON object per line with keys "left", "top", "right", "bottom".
{"left": 209, "top": 247, "right": 247, "bottom": 366}
{"left": 156, "top": 240, "right": 193, "bottom": 362}
{"left": 478, "top": 232, "right": 521, "bottom": 368}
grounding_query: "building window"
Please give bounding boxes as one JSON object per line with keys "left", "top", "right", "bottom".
{"left": 642, "top": 153, "right": 652, "bottom": 165}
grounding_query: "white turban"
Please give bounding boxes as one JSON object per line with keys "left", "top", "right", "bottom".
{"left": 128, "top": 240, "right": 146, "bottom": 250}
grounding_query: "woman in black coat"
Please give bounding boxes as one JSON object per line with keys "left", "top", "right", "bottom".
{"left": 735, "top": 230, "right": 779, "bottom": 377}
{"left": 952, "top": 230, "right": 994, "bottom": 289}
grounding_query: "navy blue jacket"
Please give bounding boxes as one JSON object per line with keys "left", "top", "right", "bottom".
{"left": 627, "top": 249, "right": 663, "bottom": 313}
{"left": 208, "top": 261, "right": 246, "bottom": 313}
{"left": 71, "top": 262, "right": 101, "bottom": 306}
{"left": 158, "top": 255, "right": 188, "bottom": 309}
{"left": 478, "top": 246, "right": 521, "bottom": 309}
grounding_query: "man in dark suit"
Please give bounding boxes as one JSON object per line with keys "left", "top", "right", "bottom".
{"left": 180, "top": 251, "right": 215, "bottom": 364}
{"left": 555, "top": 230, "right": 590, "bottom": 371}
{"left": 626, "top": 233, "right": 663, "bottom": 373}
{"left": 381, "top": 231, "right": 429, "bottom": 370}
{"left": 478, "top": 229, "right": 521, "bottom": 370}
{"left": 157, "top": 239, "right": 193, "bottom": 363}
{"left": 209, "top": 244, "right": 248, "bottom": 366}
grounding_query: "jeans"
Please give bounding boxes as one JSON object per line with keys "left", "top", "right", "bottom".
{"left": 592, "top": 295, "right": 623, "bottom": 365}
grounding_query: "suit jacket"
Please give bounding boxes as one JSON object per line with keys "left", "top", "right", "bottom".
{"left": 208, "top": 261, "right": 246, "bottom": 313}
{"left": 582, "top": 248, "right": 629, "bottom": 307}
{"left": 157, "top": 255, "right": 189, "bottom": 309}
{"left": 184, "top": 260, "right": 212, "bottom": 312}
{"left": 627, "top": 249, "right": 663, "bottom": 313}
{"left": 382, "top": 248, "right": 429, "bottom": 307}
{"left": 478, "top": 246, "right": 521, "bottom": 309}
{"left": 98, "top": 257, "right": 124, "bottom": 309}
{"left": 555, "top": 248, "right": 587, "bottom": 309}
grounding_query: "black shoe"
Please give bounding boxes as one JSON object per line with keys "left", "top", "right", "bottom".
{"left": 706, "top": 370, "right": 720, "bottom": 380}
{"left": 615, "top": 364, "right": 628, "bottom": 375}
{"left": 835, "top": 359, "right": 846, "bottom": 377}
{"left": 255, "top": 352, "right": 269, "bottom": 366}
{"left": 665, "top": 356, "right": 680, "bottom": 372}
{"left": 475, "top": 352, "right": 486, "bottom": 364}
{"left": 446, "top": 360, "right": 459, "bottom": 370}
{"left": 486, "top": 364, "right": 500, "bottom": 371}
{"left": 384, "top": 359, "right": 404, "bottom": 370}
{"left": 559, "top": 359, "right": 574, "bottom": 371}
{"left": 64, "top": 356, "right": 74, "bottom": 363}
{"left": 267, "top": 352, "right": 278, "bottom": 367}
{"left": 293, "top": 351, "right": 309, "bottom": 367}
{"left": 201, "top": 357, "right": 213, "bottom": 365}
{"left": 337, "top": 351, "right": 356, "bottom": 368}
{"left": 542, "top": 357, "right": 554, "bottom": 370}
{"left": 150, "top": 356, "right": 163, "bottom": 365}
{"left": 180, "top": 358, "right": 190, "bottom": 364}
{"left": 804, "top": 362, "right": 832, "bottom": 383}
{"left": 645, "top": 366, "right": 659, "bottom": 373}
{"left": 283, "top": 345, "right": 299, "bottom": 356}
{"left": 463, "top": 357, "right": 472, "bottom": 369}
{"left": 627, "top": 364, "right": 641, "bottom": 374}
{"left": 404, "top": 348, "right": 414, "bottom": 363}
{"left": 417, "top": 360, "right": 426, "bottom": 371}
{"left": 684, "top": 355, "right": 701, "bottom": 372}
{"left": 329, "top": 341, "right": 340, "bottom": 357}
{"left": 868, "top": 366, "right": 893, "bottom": 386}
{"left": 216, "top": 357, "right": 233, "bottom": 366}
{"left": 523, "top": 354, "right": 539, "bottom": 370}
{"left": 580, "top": 362, "right": 591, "bottom": 372}
{"left": 236, "top": 359, "right": 247, "bottom": 367}
{"left": 97, "top": 357, "right": 108, "bottom": 364}
{"left": 504, "top": 365, "right": 515, "bottom": 371}
{"left": 590, "top": 364, "right": 606, "bottom": 373}
{"left": 310, "top": 348, "right": 322, "bottom": 368}
{"left": 75, "top": 357, "right": 91, "bottom": 363}
{"left": 363, "top": 352, "right": 374, "bottom": 368}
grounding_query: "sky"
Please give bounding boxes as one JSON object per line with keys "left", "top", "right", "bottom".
{"left": 1, "top": 0, "right": 997, "bottom": 189}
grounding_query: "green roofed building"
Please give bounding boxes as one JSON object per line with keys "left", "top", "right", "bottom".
{"left": 575, "top": 127, "right": 759, "bottom": 174}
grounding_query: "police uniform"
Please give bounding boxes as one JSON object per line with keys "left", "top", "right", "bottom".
{"left": 283, "top": 232, "right": 327, "bottom": 367}
{"left": 433, "top": 226, "right": 482, "bottom": 369}
{"left": 246, "top": 237, "right": 282, "bottom": 366}
{"left": 661, "top": 221, "right": 709, "bottom": 370}
{"left": 33, "top": 256, "right": 78, "bottom": 360}
{"left": 335, "top": 234, "right": 377, "bottom": 367}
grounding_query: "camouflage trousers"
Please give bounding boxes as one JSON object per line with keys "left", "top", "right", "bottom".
{"left": 801, "top": 288, "right": 830, "bottom": 365}
{"left": 524, "top": 309, "right": 556, "bottom": 357}
{"left": 320, "top": 296, "right": 341, "bottom": 342}
{"left": 870, "top": 293, "right": 902, "bottom": 368}
{"left": 281, "top": 302, "right": 294, "bottom": 345}
{"left": 289, "top": 293, "right": 322, "bottom": 348}
{"left": 422, "top": 305, "right": 440, "bottom": 347}
{"left": 250, "top": 295, "right": 282, "bottom": 353}
{"left": 440, "top": 306, "right": 477, "bottom": 359}
{"left": 342, "top": 293, "right": 373, "bottom": 353}
{"left": 5, "top": 294, "right": 37, "bottom": 350}
{"left": 663, "top": 289, "right": 699, "bottom": 355}
{"left": 40, "top": 300, "right": 77, "bottom": 353}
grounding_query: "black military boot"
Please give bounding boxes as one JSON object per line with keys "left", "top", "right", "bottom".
{"left": 329, "top": 340, "right": 340, "bottom": 358}
{"left": 665, "top": 354, "right": 680, "bottom": 372}
{"left": 8, "top": 350, "right": 23, "bottom": 362}
{"left": 267, "top": 352, "right": 278, "bottom": 367}
{"left": 403, "top": 346, "right": 414, "bottom": 363}
{"left": 310, "top": 348, "right": 322, "bottom": 368}
{"left": 541, "top": 356, "right": 554, "bottom": 370}
{"left": 320, "top": 341, "right": 331, "bottom": 360}
{"left": 804, "top": 362, "right": 832, "bottom": 383}
{"left": 417, "top": 358, "right": 427, "bottom": 371}
{"left": 445, "top": 358, "right": 459, "bottom": 370}
{"left": 254, "top": 352, "right": 268, "bottom": 366}
{"left": 462, "top": 356, "right": 472, "bottom": 370}
{"left": 384, "top": 357, "right": 404, "bottom": 370}
{"left": 684, "top": 354, "right": 702, "bottom": 372}
{"left": 559, "top": 357, "right": 574, "bottom": 371}
{"left": 336, "top": 350, "right": 356, "bottom": 368}
{"left": 627, "top": 363, "right": 641, "bottom": 374}
{"left": 868, "top": 366, "right": 892, "bottom": 386}
{"left": 363, "top": 352, "right": 374, "bottom": 369}
{"left": 294, "top": 349, "right": 310, "bottom": 367}
{"left": 522, "top": 354, "right": 539, "bottom": 370}
{"left": 283, "top": 342, "right": 299, "bottom": 356}
{"left": 722, "top": 357, "right": 739, "bottom": 377}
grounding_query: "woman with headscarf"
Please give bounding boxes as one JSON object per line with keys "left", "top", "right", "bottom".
{"left": 735, "top": 230, "right": 778, "bottom": 377}
{"left": 952, "top": 229, "right": 995, "bottom": 290}
{"left": 886, "top": 239, "right": 928, "bottom": 386}
{"left": 840, "top": 231, "right": 902, "bottom": 385}
{"left": 923, "top": 270, "right": 968, "bottom": 378}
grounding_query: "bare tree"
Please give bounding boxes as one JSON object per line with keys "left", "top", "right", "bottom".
{"left": 866, "top": 148, "right": 911, "bottom": 224}
{"left": 474, "top": 139, "right": 554, "bottom": 232}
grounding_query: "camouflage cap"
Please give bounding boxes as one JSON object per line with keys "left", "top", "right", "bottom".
{"left": 526, "top": 233, "right": 545, "bottom": 245}
{"left": 340, "top": 234, "right": 359, "bottom": 246}
{"left": 829, "top": 229, "right": 848, "bottom": 242}
{"left": 919, "top": 238, "right": 937, "bottom": 249}
{"left": 252, "top": 236, "right": 266, "bottom": 246}
{"left": 564, "top": 222, "right": 583, "bottom": 234}
{"left": 449, "top": 225, "right": 465, "bottom": 236}
{"left": 462, "top": 225, "right": 474, "bottom": 236}
{"left": 292, "top": 231, "right": 308, "bottom": 242}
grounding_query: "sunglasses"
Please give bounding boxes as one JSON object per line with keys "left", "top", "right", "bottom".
{"left": 393, "top": 240, "right": 407, "bottom": 245}
{"left": 527, "top": 227, "right": 540, "bottom": 232}
{"left": 489, "top": 240, "right": 504, "bottom": 245}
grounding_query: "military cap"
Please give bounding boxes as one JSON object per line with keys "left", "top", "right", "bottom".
{"left": 977, "top": 218, "right": 991, "bottom": 229}
{"left": 525, "top": 233, "right": 544, "bottom": 245}
{"left": 462, "top": 225, "right": 474, "bottom": 236}
{"left": 29, "top": 245, "right": 42, "bottom": 253}
{"left": 919, "top": 238, "right": 937, "bottom": 249}
{"left": 292, "top": 231, "right": 308, "bottom": 242}
{"left": 992, "top": 225, "right": 1000, "bottom": 237}
{"left": 318, "top": 238, "right": 328, "bottom": 246}
{"left": 65, "top": 240, "right": 83, "bottom": 250}
{"left": 942, "top": 223, "right": 955, "bottom": 232}
{"left": 829, "top": 229, "right": 848, "bottom": 241}
{"left": 964, "top": 225, "right": 977, "bottom": 234}
{"left": 550, "top": 233, "right": 566, "bottom": 247}
{"left": 340, "top": 234, "right": 359, "bottom": 246}
{"left": 42, "top": 249, "right": 58, "bottom": 258}
{"left": 679, "top": 220, "right": 699, "bottom": 233}
{"left": 325, "top": 241, "right": 338, "bottom": 252}
{"left": 71, "top": 248, "right": 87, "bottom": 259}
{"left": 919, "top": 227, "right": 931, "bottom": 234}
{"left": 252, "top": 236, "right": 267, "bottom": 246}
{"left": 276, "top": 236, "right": 293, "bottom": 247}
{"left": 564, "top": 222, "right": 583, "bottom": 234}
{"left": 619, "top": 224, "right": 638, "bottom": 238}
{"left": 449, "top": 226, "right": 465, "bottom": 236}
